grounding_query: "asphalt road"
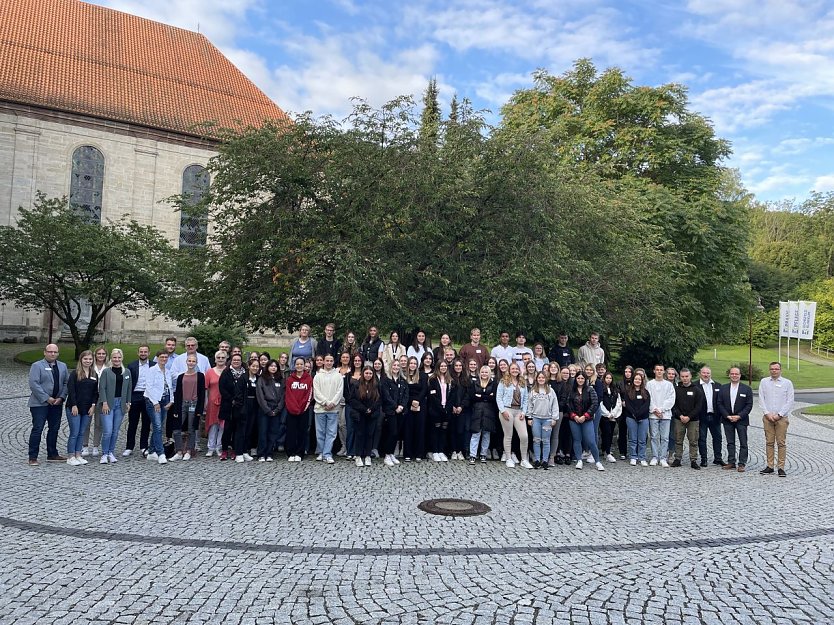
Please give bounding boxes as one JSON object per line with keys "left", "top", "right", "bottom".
{"left": 796, "top": 391, "right": 834, "bottom": 405}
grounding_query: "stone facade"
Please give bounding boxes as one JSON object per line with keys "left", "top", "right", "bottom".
{"left": 0, "top": 102, "right": 214, "bottom": 343}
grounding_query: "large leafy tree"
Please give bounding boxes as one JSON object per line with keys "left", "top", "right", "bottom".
{"left": 0, "top": 194, "right": 177, "bottom": 357}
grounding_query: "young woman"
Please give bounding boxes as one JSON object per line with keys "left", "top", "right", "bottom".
{"left": 335, "top": 350, "right": 352, "bottom": 456}
{"left": 555, "top": 366, "right": 573, "bottom": 465}
{"left": 256, "top": 359, "right": 284, "bottom": 462}
{"left": 370, "top": 358, "right": 386, "bottom": 455}
{"left": 380, "top": 360, "right": 408, "bottom": 466}
{"left": 349, "top": 366, "right": 382, "bottom": 466}
{"left": 218, "top": 353, "right": 246, "bottom": 461}
{"left": 420, "top": 351, "right": 435, "bottom": 376}
{"left": 467, "top": 358, "right": 479, "bottom": 383}
{"left": 382, "top": 330, "right": 406, "bottom": 371}
{"left": 488, "top": 358, "right": 509, "bottom": 459}
{"left": 258, "top": 352, "right": 270, "bottom": 371}
{"left": 277, "top": 352, "right": 290, "bottom": 378}
{"left": 468, "top": 365, "right": 497, "bottom": 464}
{"left": 403, "top": 356, "right": 427, "bottom": 462}
{"left": 527, "top": 371, "right": 559, "bottom": 469}
{"left": 231, "top": 359, "right": 259, "bottom": 463}
{"left": 624, "top": 371, "right": 651, "bottom": 466}
{"left": 98, "top": 348, "right": 132, "bottom": 464}
{"left": 496, "top": 362, "right": 531, "bottom": 469}
{"left": 524, "top": 360, "right": 538, "bottom": 391}
{"left": 567, "top": 372, "right": 603, "bottom": 471}
{"left": 81, "top": 345, "right": 108, "bottom": 457}
{"left": 548, "top": 361, "right": 561, "bottom": 386}
{"left": 432, "top": 333, "right": 455, "bottom": 363}
{"left": 407, "top": 329, "right": 430, "bottom": 361}
{"left": 359, "top": 326, "right": 384, "bottom": 365}
{"left": 372, "top": 358, "right": 385, "bottom": 380}
{"left": 449, "top": 358, "right": 471, "bottom": 460}
{"left": 598, "top": 372, "right": 622, "bottom": 463}
{"left": 143, "top": 350, "right": 173, "bottom": 465}
{"left": 344, "top": 352, "right": 364, "bottom": 459}
{"left": 66, "top": 350, "right": 98, "bottom": 466}
{"left": 204, "top": 350, "right": 227, "bottom": 457}
{"left": 337, "top": 350, "right": 352, "bottom": 376}
{"left": 427, "top": 360, "right": 454, "bottom": 462}
{"left": 617, "top": 365, "right": 634, "bottom": 460}
{"left": 488, "top": 357, "right": 500, "bottom": 380}
{"left": 284, "top": 357, "right": 313, "bottom": 461}
{"left": 532, "top": 343, "right": 549, "bottom": 371}
{"left": 171, "top": 354, "right": 205, "bottom": 461}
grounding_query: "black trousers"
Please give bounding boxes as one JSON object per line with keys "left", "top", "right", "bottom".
{"left": 698, "top": 412, "right": 723, "bottom": 462}
{"left": 616, "top": 414, "right": 628, "bottom": 456}
{"left": 234, "top": 410, "right": 253, "bottom": 456}
{"left": 125, "top": 393, "right": 150, "bottom": 451}
{"left": 356, "top": 413, "right": 377, "bottom": 458}
{"left": 382, "top": 412, "right": 401, "bottom": 455}
{"left": 723, "top": 420, "right": 748, "bottom": 465}
{"left": 600, "top": 418, "right": 617, "bottom": 455}
{"left": 285, "top": 412, "right": 307, "bottom": 458}
{"left": 558, "top": 416, "right": 573, "bottom": 458}
{"left": 403, "top": 408, "right": 425, "bottom": 459}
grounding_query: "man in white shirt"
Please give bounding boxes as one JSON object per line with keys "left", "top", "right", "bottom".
{"left": 512, "top": 331, "right": 533, "bottom": 366}
{"left": 170, "top": 336, "right": 211, "bottom": 391}
{"left": 577, "top": 332, "right": 605, "bottom": 368}
{"left": 645, "top": 364, "right": 675, "bottom": 467}
{"left": 491, "top": 331, "right": 515, "bottom": 366}
{"left": 697, "top": 366, "right": 724, "bottom": 467}
{"left": 758, "top": 362, "right": 794, "bottom": 477}
{"left": 313, "top": 354, "right": 343, "bottom": 464}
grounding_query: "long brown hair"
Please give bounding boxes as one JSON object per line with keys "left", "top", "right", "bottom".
{"left": 75, "top": 350, "right": 97, "bottom": 381}
{"left": 358, "top": 366, "right": 379, "bottom": 402}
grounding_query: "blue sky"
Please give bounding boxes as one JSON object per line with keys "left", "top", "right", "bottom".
{"left": 93, "top": 0, "right": 834, "bottom": 203}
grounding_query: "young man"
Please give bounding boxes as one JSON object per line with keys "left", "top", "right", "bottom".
{"left": 577, "top": 332, "right": 605, "bottom": 368}
{"left": 548, "top": 333, "right": 574, "bottom": 368}
{"left": 698, "top": 366, "right": 724, "bottom": 467}
{"left": 645, "top": 364, "right": 675, "bottom": 467}
{"left": 163, "top": 336, "right": 178, "bottom": 371}
{"left": 315, "top": 323, "right": 341, "bottom": 359}
{"left": 671, "top": 369, "right": 703, "bottom": 469}
{"left": 718, "top": 367, "right": 753, "bottom": 472}
{"left": 124, "top": 344, "right": 154, "bottom": 456}
{"left": 312, "top": 354, "right": 343, "bottom": 463}
{"left": 27, "top": 344, "right": 69, "bottom": 465}
{"left": 758, "top": 362, "right": 794, "bottom": 477}
{"left": 490, "top": 331, "right": 515, "bottom": 366}
{"left": 512, "top": 331, "right": 534, "bottom": 366}
{"left": 459, "top": 328, "right": 489, "bottom": 369}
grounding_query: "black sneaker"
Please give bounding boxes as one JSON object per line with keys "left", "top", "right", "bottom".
{"left": 759, "top": 466, "right": 775, "bottom": 475}
{"left": 778, "top": 468, "right": 786, "bottom": 477}
{"left": 533, "top": 460, "right": 541, "bottom": 469}
{"left": 691, "top": 461, "right": 701, "bottom": 470}
{"left": 712, "top": 459, "right": 725, "bottom": 466}
{"left": 555, "top": 456, "right": 563, "bottom": 465}
{"left": 671, "top": 459, "right": 682, "bottom": 468}
{"left": 480, "top": 455, "right": 487, "bottom": 463}
{"left": 469, "top": 457, "right": 476, "bottom": 465}
{"left": 700, "top": 460, "right": 708, "bottom": 468}
{"left": 542, "top": 462, "right": 549, "bottom": 470}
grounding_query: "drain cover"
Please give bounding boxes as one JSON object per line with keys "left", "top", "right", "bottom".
{"left": 418, "top": 498, "right": 491, "bottom": 517}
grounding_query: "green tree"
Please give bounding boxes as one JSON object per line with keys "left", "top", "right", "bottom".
{"left": 0, "top": 193, "right": 177, "bottom": 357}
{"left": 418, "top": 78, "right": 440, "bottom": 151}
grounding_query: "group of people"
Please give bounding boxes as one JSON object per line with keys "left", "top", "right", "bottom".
{"left": 26, "top": 326, "right": 795, "bottom": 476}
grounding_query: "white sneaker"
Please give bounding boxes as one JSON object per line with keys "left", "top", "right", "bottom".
{"left": 439, "top": 453, "right": 449, "bottom": 462}
{"left": 582, "top": 451, "right": 591, "bottom": 461}
{"left": 122, "top": 449, "right": 133, "bottom": 457}
{"left": 147, "top": 452, "right": 159, "bottom": 461}
{"left": 288, "top": 456, "right": 295, "bottom": 463}
{"left": 77, "top": 457, "right": 88, "bottom": 465}
{"left": 235, "top": 455, "right": 245, "bottom": 463}
{"left": 258, "top": 456, "right": 266, "bottom": 462}
{"left": 506, "top": 459, "right": 515, "bottom": 468}
{"left": 630, "top": 459, "right": 637, "bottom": 466}
{"left": 81, "top": 447, "right": 90, "bottom": 457}
{"left": 316, "top": 454, "right": 323, "bottom": 461}
{"left": 91, "top": 447, "right": 100, "bottom": 457}
{"left": 242, "top": 453, "right": 254, "bottom": 462}
{"left": 649, "top": 457, "right": 658, "bottom": 466}
{"left": 355, "top": 457, "right": 364, "bottom": 467}
{"left": 205, "top": 450, "right": 214, "bottom": 457}
{"left": 170, "top": 452, "right": 182, "bottom": 461}
{"left": 324, "top": 456, "right": 335, "bottom": 464}
{"left": 520, "top": 460, "right": 533, "bottom": 469}
{"left": 295, "top": 456, "right": 302, "bottom": 462}
{"left": 67, "top": 457, "right": 80, "bottom": 466}
{"left": 640, "top": 460, "right": 649, "bottom": 467}
{"left": 371, "top": 449, "right": 380, "bottom": 458}
{"left": 575, "top": 460, "right": 584, "bottom": 470}
{"left": 158, "top": 454, "right": 167, "bottom": 464}
{"left": 660, "top": 459, "right": 670, "bottom": 468}
{"left": 108, "top": 453, "right": 117, "bottom": 463}
{"left": 512, "top": 453, "right": 519, "bottom": 463}
{"left": 606, "top": 454, "right": 617, "bottom": 463}
{"left": 183, "top": 453, "right": 191, "bottom": 461}
{"left": 384, "top": 455, "right": 394, "bottom": 466}
{"left": 391, "top": 455, "right": 400, "bottom": 465}
{"left": 500, "top": 452, "right": 508, "bottom": 462}
{"left": 596, "top": 461, "right": 605, "bottom": 471}
{"left": 100, "top": 455, "right": 109, "bottom": 464}
{"left": 364, "top": 456, "right": 372, "bottom": 466}
{"left": 432, "top": 453, "right": 441, "bottom": 462}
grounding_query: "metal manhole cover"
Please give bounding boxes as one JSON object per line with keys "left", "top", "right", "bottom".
{"left": 418, "top": 498, "right": 491, "bottom": 517}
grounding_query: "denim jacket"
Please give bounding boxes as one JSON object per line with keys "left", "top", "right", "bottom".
{"left": 495, "top": 381, "right": 528, "bottom": 414}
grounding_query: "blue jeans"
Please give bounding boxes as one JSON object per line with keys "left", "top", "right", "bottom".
{"left": 627, "top": 417, "right": 649, "bottom": 461}
{"left": 315, "top": 411, "right": 339, "bottom": 459}
{"left": 146, "top": 399, "right": 167, "bottom": 455}
{"left": 345, "top": 405, "right": 358, "bottom": 455}
{"left": 469, "top": 431, "right": 490, "bottom": 458}
{"left": 531, "top": 417, "right": 554, "bottom": 463}
{"left": 649, "top": 419, "right": 671, "bottom": 461}
{"left": 66, "top": 409, "right": 91, "bottom": 455}
{"left": 569, "top": 419, "right": 599, "bottom": 463}
{"left": 100, "top": 398, "right": 125, "bottom": 456}
{"left": 29, "top": 404, "right": 62, "bottom": 460}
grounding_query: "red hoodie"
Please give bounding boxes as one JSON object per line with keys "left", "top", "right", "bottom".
{"left": 284, "top": 371, "right": 313, "bottom": 415}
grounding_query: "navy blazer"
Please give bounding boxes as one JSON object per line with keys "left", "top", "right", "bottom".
{"left": 127, "top": 358, "right": 155, "bottom": 399}
{"left": 698, "top": 380, "right": 722, "bottom": 420}
{"left": 717, "top": 382, "right": 753, "bottom": 425}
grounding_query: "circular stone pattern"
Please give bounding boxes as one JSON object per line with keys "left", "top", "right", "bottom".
{"left": 418, "top": 498, "right": 491, "bottom": 517}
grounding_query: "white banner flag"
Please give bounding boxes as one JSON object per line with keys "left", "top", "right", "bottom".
{"left": 779, "top": 301, "right": 792, "bottom": 338}
{"left": 790, "top": 301, "right": 801, "bottom": 338}
{"left": 798, "top": 301, "right": 817, "bottom": 340}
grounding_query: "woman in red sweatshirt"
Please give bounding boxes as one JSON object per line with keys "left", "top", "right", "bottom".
{"left": 284, "top": 357, "right": 313, "bottom": 462}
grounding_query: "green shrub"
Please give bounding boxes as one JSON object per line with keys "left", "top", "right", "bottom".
{"left": 189, "top": 323, "right": 247, "bottom": 352}
{"left": 726, "top": 362, "right": 764, "bottom": 381}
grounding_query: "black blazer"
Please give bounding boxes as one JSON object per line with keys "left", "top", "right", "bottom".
{"left": 717, "top": 383, "right": 753, "bottom": 425}
{"left": 380, "top": 376, "right": 408, "bottom": 416}
{"left": 127, "top": 358, "right": 155, "bottom": 399}
{"left": 698, "top": 380, "right": 722, "bottom": 420}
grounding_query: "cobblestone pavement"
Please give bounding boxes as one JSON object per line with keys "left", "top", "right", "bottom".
{"left": 2, "top": 346, "right": 833, "bottom": 624}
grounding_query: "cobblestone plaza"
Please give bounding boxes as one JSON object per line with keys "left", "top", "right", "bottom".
{"left": 2, "top": 352, "right": 833, "bottom": 625}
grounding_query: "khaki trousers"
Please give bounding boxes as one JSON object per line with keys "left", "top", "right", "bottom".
{"left": 762, "top": 417, "right": 789, "bottom": 469}
{"left": 674, "top": 419, "right": 700, "bottom": 462}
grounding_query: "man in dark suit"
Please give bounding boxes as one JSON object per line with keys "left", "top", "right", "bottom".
{"left": 27, "top": 343, "right": 69, "bottom": 465}
{"left": 124, "top": 344, "right": 154, "bottom": 456}
{"left": 718, "top": 366, "right": 753, "bottom": 472}
{"left": 698, "top": 366, "right": 724, "bottom": 467}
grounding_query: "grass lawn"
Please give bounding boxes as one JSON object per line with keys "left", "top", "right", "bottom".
{"left": 14, "top": 341, "right": 283, "bottom": 368}
{"left": 802, "top": 402, "right": 834, "bottom": 416}
{"left": 696, "top": 344, "right": 834, "bottom": 390}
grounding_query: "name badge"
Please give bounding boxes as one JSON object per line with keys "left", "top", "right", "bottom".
{"left": 636, "top": 394, "right": 642, "bottom": 399}
{"left": 740, "top": 393, "right": 747, "bottom": 398}
{"left": 430, "top": 390, "right": 437, "bottom": 394}
{"left": 44, "top": 367, "right": 52, "bottom": 371}
{"left": 686, "top": 391, "right": 693, "bottom": 396}
{"left": 563, "top": 352, "right": 569, "bottom": 357}
{"left": 475, "top": 393, "right": 482, "bottom": 398}
{"left": 476, "top": 349, "right": 482, "bottom": 354}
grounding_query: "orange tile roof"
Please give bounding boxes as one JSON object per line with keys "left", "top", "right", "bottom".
{"left": 0, "top": 0, "right": 288, "bottom": 138}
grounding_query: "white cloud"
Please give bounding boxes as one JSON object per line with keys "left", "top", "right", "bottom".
{"left": 474, "top": 72, "right": 531, "bottom": 109}
{"left": 773, "top": 137, "right": 834, "bottom": 155}
{"left": 812, "top": 174, "right": 834, "bottom": 193}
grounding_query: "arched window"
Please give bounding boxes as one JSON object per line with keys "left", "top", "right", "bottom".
{"left": 69, "top": 146, "right": 104, "bottom": 223}
{"left": 179, "top": 164, "right": 209, "bottom": 249}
